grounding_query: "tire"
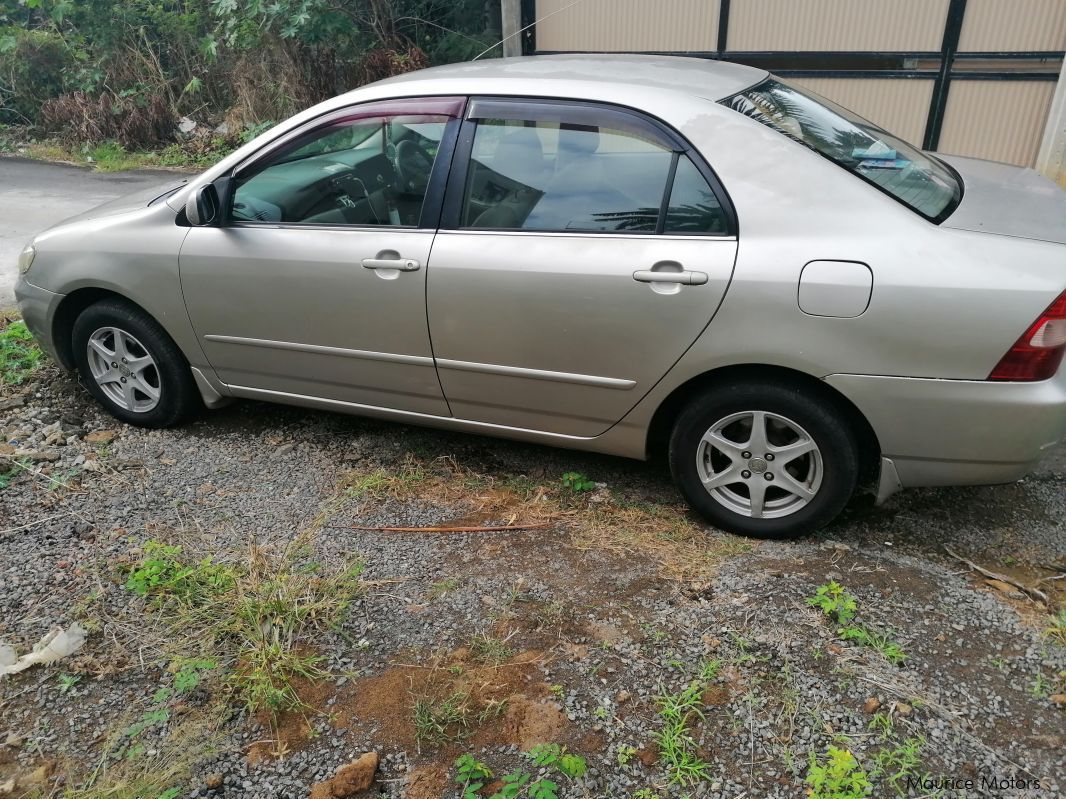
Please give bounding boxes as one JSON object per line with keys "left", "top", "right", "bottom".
{"left": 72, "top": 298, "right": 200, "bottom": 428}
{"left": 669, "top": 381, "right": 859, "bottom": 539}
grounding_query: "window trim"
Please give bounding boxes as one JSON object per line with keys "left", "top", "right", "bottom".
{"left": 439, "top": 96, "right": 738, "bottom": 238}
{"left": 223, "top": 96, "right": 467, "bottom": 231}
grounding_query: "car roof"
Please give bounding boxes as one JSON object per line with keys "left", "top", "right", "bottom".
{"left": 366, "top": 54, "right": 767, "bottom": 103}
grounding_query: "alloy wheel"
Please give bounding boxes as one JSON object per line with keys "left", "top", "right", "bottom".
{"left": 85, "top": 326, "right": 162, "bottom": 413}
{"left": 695, "top": 410, "right": 823, "bottom": 519}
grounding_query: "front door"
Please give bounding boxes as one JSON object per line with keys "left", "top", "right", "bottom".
{"left": 427, "top": 98, "right": 739, "bottom": 436}
{"left": 180, "top": 97, "right": 463, "bottom": 415}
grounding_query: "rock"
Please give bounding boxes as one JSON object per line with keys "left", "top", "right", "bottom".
{"left": 863, "top": 697, "right": 881, "bottom": 714}
{"left": 893, "top": 701, "right": 913, "bottom": 716}
{"left": 214, "top": 121, "right": 231, "bottom": 136}
{"left": 0, "top": 777, "right": 14, "bottom": 796}
{"left": 84, "top": 430, "right": 116, "bottom": 444}
{"left": 178, "top": 116, "right": 198, "bottom": 134}
{"left": 204, "top": 773, "right": 224, "bottom": 790}
{"left": 0, "top": 443, "right": 14, "bottom": 455}
{"left": 309, "top": 752, "right": 379, "bottom": 798}
{"left": 20, "top": 760, "right": 55, "bottom": 785}
{"left": 13, "top": 449, "right": 59, "bottom": 462}
{"left": 0, "top": 398, "right": 25, "bottom": 411}
{"left": 4, "top": 732, "right": 22, "bottom": 748}
{"left": 615, "top": 690, "right": 632, "bottom": 704}
{"left": 274, "top": 443, "right": 295, "bottom": 456}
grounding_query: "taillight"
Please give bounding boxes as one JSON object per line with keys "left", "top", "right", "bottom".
{"left": 989, "top": 291, "right": 1066, "bottom": 381}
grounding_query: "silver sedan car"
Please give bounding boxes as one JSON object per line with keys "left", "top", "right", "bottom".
{"left": 14, "top": 55, "right": 1066, "bottom": 538}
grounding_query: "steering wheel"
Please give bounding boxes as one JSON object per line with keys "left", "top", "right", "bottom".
{"left": 395, "top": 139, "right": 434, "bottom": 194}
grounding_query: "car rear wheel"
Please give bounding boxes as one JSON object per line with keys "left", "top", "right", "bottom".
{"left": 669, "top": 382, "right": 859, "bottom": 539}
{"left": 72, "top": 299, "right": 199, "bottom": 428}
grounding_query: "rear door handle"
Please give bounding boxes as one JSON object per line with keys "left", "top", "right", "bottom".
{"left": 632, "top": 269, "right": 708, "bottom": 286}
{"left": 362, "top": 258, "right": 420, "bottom": 272}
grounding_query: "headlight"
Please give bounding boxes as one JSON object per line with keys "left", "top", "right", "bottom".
{"left": 17, "top": 244, "right": 35, "bottom": 275}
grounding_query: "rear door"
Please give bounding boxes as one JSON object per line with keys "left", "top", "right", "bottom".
{"left": 426, "top": 98, "right": 739, "bottom": 436}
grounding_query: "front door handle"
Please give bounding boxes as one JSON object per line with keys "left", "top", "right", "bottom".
{"left": 632, "top": 269, "right": 708, "bottom": 286}
{"left": 362, "top": 257, "right": 420, "bottom": 272}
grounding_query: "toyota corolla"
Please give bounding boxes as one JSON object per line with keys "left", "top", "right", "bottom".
{"left": 14, "top": 55, "right": 1066, "bottom": 538}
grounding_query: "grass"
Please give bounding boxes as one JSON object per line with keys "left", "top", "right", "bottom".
{"left": 1, "top": 319, "right": 43, "bottom": 386}
{"left": 651, "top": 661, "right": 722, "bottom": 787}
{"left": 1044, "top": 609, "right": 1066, "bottom": 647}
{"left": 655, "top": 681, "right": 712, "bottom": 786}
{"left": 3, "top": 133, "right": 236, "bottom": 172}
{"left": 123, "top": 531, "right": 364, "bottom": 715}
{"left": 412, "top": 690, "right": 475, "bottom": 747}
{"left": 339, "top": 454, "right": 752, "bottom": 582}
{"left": 469, "top": 631, "right": 514, "bottom": 666}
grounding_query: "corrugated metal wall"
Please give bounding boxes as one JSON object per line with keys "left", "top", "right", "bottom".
{"left": 958, "top": 0, "right": 1066, "bottom": 51}
{"left": 939, "top": 80, "right": 1058, "bottom": 165}
{"left": 536, "top": 0, "right": 719, "bottom": 52}
{"left": 726, "top": 0, "right": 949, "bottom": 51}
{"left": 533, "top": 0, "right": 1066, "bottom": 168}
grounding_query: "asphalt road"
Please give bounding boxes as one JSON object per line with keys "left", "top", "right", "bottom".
{"left": 0, "top": 156, "right": 182, "bottom": 309}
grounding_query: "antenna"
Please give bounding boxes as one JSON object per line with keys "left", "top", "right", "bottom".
{"left": 474, "top": 0, "right": 594, "bottom": 61}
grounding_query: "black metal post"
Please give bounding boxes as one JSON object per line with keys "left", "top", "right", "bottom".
{"left": 924, "top": 0, "right": 968, "bottom": 150}
{"left": 717, "top": 0, "right": 731, "bottom": 56}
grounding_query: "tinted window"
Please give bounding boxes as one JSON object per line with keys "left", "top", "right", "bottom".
{"left": 462, "top": 119, "right": 674, "bottom": 232}
{"left": 233, "top": 114, "right": 449, "bottom": 226}
{"left": 665, "top": 157, "right": 728, "bottom": 234}
{"left": 723, "top": 79, "right": 961, "bottom": 221}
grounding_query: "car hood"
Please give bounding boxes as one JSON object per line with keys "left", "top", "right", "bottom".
{"left": 55, "top": 177, "right": 190, "bottom": 227}
{"left": 938, "top": 154, "right": 1066, "bottom": 245}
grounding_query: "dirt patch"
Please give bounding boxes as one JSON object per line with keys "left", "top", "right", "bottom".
{"left": 247, "top": 673, "right": 336, "bottom": 764}
{"left": 480, "top": 695, "right": 567, "bottom": 750}
{"left": 404, "top": 762, "right": 449, "bottom": 799}
{"left": 309, "top": 751, "right": 379, "bottom": 799}
{"left": 331, "top": 648, "right": 555, "bottom": 752}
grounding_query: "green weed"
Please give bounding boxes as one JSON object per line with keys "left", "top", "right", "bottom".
{"left": 808, "top": 582, "right": 907, "bottom": 665}
{"left": 807, "top": 746, "right": 872, "bottom": 799}
{"left": 654, "top": 680, "right": 712, "bottom": 786}
{"left": 871, "top": 736, "right": 926, "bottom": 797}
{"left": 560, "top": 471, "right": 596, "bottom": 492}
{"left": 1, "top": 320, "right": 43, "bottom": 385}
{"left": 452, "top": 746, "right": 586, "bottom": 799}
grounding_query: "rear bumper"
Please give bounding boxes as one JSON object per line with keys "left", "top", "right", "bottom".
{"left": 826, "top": 371, "right": 1066, "bottom": 488}
{"left": 14, "top": 276, "right": 63, "bottom": 363}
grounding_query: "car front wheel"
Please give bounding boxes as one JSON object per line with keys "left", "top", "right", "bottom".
{"left": 669, "top": 382, "right": 859, "bottom": 539}
{"left": 72, "top": 298, "right": 199, "bottom": 428}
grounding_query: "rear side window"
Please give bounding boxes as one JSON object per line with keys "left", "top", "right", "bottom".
{"left": 723, "top": 79, "right": 961, "bottom": 222}
{"left": 665, "top": 157, "right": 728, "bottom": 234}
{"left": 459, "top": 108, "right": 728, "bottom": 235}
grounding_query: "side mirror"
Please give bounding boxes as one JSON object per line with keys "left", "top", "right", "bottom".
{"left": 185, "top": 184, "right": 220, "bottom": 226}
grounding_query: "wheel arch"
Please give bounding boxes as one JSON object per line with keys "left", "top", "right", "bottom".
{"left": 645, "top": 364, "right": 881, "bottom": 483}
{"left": 52, "top": 288, "right": 185, "bottom": 372}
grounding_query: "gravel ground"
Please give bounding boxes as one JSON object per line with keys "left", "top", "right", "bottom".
{"left": 1, "top": 364, "right": 1064, "bottom": 798}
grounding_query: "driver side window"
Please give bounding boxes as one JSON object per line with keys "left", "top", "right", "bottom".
{"left": 232, "top": 111, "right": 451, "bottom": 228}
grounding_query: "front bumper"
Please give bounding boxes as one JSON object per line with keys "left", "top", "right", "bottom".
{"left": 826, "top": 371, "right": 1066, "bottom": 488}
{"left": 14, "top": 275, "right": 64, "bottom": 364}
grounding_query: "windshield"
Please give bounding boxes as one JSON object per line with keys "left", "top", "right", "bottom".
{"left": 723, "top": 78, "right": 961, "bottom": 222}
